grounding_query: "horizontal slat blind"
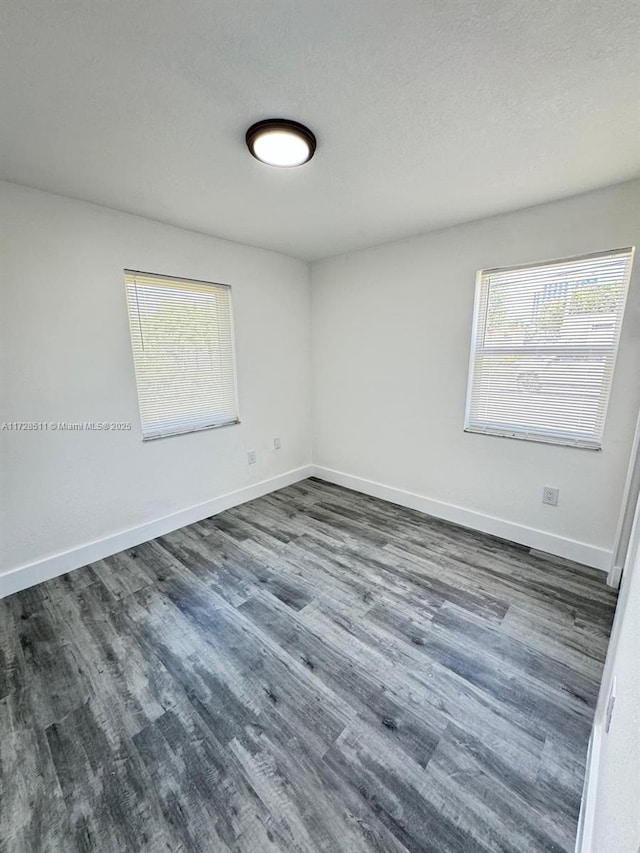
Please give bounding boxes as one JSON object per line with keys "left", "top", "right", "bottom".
{"left": 465, "top": 248, "right": 634, "bottom": 449}
{"left": 124, "top": 271, "right": 239, "bottom": 440}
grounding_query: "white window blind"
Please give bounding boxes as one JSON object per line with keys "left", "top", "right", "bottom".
{"left": 465, "top": 248, "right": 634, "bottom": 449}
{"left": 124, "top": 270, "right": 239, "bottom": 440}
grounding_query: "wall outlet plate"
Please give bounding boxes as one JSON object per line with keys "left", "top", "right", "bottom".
{"left": 273, "top": 437, "right": 281, "bottom": 450}
{"left": 542, "top": 486, "right": 559, "bottom": 506}
{"left": 247, "top": 450, "right": 257, "bottom": 465}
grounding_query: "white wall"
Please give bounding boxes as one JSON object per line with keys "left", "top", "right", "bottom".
{"left": 3, "top": 178, "right": 639, "bottom": 593}
{"left": 580, "top": 493, "right": 640, "bottom": 852}
{"left": 311, "top": 180, "right": 640, "bottom": 567}
{"left": 0, "top": 182, "right": 312, "bottom": 587}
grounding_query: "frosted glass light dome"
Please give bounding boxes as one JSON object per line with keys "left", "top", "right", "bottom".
{"left": 246, "top": 119, "right": 316, "bottom": 167}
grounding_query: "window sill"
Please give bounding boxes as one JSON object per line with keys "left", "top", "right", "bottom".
{"left": 142, "top": 418, "right": 241, "bottom": 441}
{"left": 463, "top": 426, "right": 601, "bottom": 451}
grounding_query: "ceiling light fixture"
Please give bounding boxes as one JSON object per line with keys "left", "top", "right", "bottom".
{"left": 246, "top": 119, "right": 316, "bottom": 167}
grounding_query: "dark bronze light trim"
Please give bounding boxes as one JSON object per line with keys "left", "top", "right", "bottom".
{"left": 246, "top": 119, "right": 317, "bottom": 166}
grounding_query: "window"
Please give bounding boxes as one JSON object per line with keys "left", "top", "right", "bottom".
{"left": 124, "top": 270, "right": 239, "bottom": 440}
{"left": 464, "top": 248, "right": 634, "bottom": 449}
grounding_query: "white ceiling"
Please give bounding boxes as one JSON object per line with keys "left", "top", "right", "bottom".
{"left": 2, "top": 1, "right": 639, "bottom": 260}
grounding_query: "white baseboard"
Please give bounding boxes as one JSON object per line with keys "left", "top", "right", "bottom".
{"left": 0, "top": 465, "right": 314, "bottom": 599}
{"left": 311, "top": 466, "right": 612, "bottom": 572}
{"left": 3, "top": 462, "right": 611, "bottom": 599}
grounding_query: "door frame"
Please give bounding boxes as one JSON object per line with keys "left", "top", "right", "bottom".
{"left": 609, "top": 406, "right": 640, "bottom": 587}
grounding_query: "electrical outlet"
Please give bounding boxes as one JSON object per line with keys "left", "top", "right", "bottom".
{"left": 247, "top": 450, "right": 256, "bottom": 465}
{"left": 542, "top": 486, "right": 559, "bottom": 506}
{"left": 273, "top": 437, "right": 281, "bottom": 450}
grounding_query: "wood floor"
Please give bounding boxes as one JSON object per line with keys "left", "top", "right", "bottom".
{"left": 1, "top": 478, "right": 617, "bottom": 853}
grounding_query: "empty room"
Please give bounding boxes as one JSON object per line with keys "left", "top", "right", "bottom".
{"left": 1, "top": 2, "right": 639, "bottom": 852}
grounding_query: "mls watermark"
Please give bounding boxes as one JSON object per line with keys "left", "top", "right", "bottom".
{"left": 2, "top": 421, "right": 133, "bottom": 432}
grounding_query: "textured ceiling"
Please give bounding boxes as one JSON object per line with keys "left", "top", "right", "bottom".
{"left": 1, "top": 0, "right": 639, "bottom": 260}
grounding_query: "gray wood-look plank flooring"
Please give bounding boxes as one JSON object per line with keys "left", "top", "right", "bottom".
{"left": 0, "top": 478, "right": 617, "bottom": 852}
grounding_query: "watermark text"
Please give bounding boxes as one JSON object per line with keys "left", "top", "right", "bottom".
{"left": 2, "top": 421, "right": 132, "bottom": 432}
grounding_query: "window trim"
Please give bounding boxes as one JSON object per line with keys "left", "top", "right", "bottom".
{"left": 124, "top": 269, "right": 241, "bottom": 441}
{"left": 463, "top": 247, "right": 635, "bottom": 450}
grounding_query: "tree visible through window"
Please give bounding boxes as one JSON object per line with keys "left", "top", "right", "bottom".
{"left": 124, "top": 271, "right": 239, "bottom": 440}
{"left": 464, "top": 248, "right": 634, "bottom": 448}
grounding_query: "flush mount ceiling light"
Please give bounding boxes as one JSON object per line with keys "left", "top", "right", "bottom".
{"left": 246, "top": 119, "right": 316, "bottom": 167}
